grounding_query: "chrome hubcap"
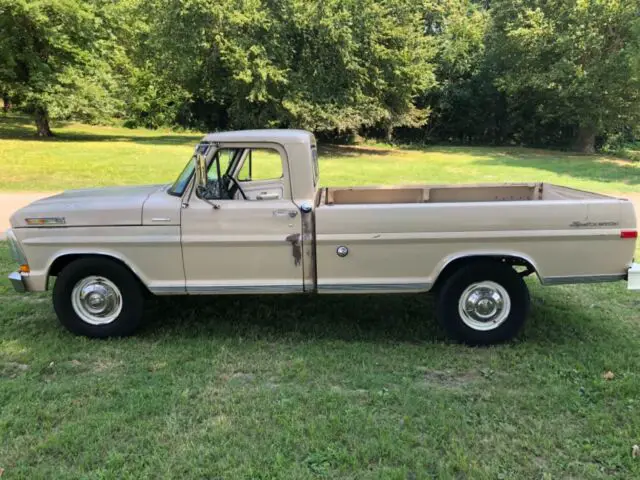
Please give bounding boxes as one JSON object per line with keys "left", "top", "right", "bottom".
{"left": 71, "top": 276, "right": 122, "bottom": 325}
{"left": 458, "top": 281, "right": 511, "bottom": 331}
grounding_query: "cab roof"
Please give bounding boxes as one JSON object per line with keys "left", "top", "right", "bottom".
{"left": 201, "top": 129, "right": 315, "bottom": 146}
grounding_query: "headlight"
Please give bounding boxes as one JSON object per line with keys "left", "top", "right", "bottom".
{"left": 6, "top": 229, "right": 28, "bottom": 265}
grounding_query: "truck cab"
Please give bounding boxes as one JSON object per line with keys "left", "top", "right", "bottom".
{"left": 166, "top": 130, "right": 319, "bottom": 294}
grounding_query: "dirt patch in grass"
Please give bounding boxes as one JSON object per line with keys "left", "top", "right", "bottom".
{"left": 1, "top": 361, "right": 29, "bottom": 378}
{"left": 320, "top": 144, "right": 405, "bottom": 157}
{"left": 597, "top": 157, "right": 637, "bottom": 167}
{"left": 92, "top": 358, "right": 124, "bottom": 373}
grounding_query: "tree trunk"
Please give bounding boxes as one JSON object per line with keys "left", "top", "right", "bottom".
{"left": 574, "top": 126, "right": 596, "bottom": 153}
{"left": 35, "top": 107, "right": 53, "bottom": 137}
{"left": 385, "top": 125, "right": 394, "bottom": 143}
{"left": 2, "top": 93, "right": 10, "bottom": 112}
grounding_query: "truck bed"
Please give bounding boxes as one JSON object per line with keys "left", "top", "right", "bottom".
{"left": 313, "top": 182, "right": 635, "bottom": 294}
{"left": 319, "top": 183, "right": 612, "bottom": 205}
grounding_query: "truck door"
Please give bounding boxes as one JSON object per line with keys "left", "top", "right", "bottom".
{"left": 180, "top": 144, "right": 304, "bottom": 294}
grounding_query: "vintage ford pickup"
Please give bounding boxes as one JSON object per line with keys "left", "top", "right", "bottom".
{"left": 6, "top": 130, "right": 640, "bottom": 344}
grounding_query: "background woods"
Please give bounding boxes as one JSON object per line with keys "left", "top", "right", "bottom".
{"left": 0, "top": 0, "right": 639, "bottom": 154}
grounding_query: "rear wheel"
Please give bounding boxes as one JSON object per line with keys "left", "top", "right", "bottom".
{"left": 436, "top": 261, "right": 530, "bottom": 345}
{"left": 53, "top": 257, "right": 144, "bottom": 338}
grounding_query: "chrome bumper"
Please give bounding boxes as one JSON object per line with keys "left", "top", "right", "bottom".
{"left": 8, "top": 272, "right": 26, "bottom": 293}
{"left": 629, "top": 263, "right": 640, "bottom": 291}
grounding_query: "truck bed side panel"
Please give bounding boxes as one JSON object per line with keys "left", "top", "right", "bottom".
{"left": 314, "top": 199, "right": 636, "bottom": 293}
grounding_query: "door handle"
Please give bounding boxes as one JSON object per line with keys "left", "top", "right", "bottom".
{"left": 257, "top": 192, "right": 279, "bottom": 200}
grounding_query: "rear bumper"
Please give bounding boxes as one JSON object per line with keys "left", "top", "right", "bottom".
{"left": 629, "top": 263, "right": 640, "bottom": 290}
{"left": 8, "top": 271, "right": 27, "bottom": 293}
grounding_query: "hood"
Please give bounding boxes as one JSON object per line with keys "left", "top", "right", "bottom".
{"left": 10, "top": 185, "right": 164, "bottom": 228}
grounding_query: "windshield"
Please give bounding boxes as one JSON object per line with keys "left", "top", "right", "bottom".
{"left": 167, "top": 159, "right": 194, "bottom": 196}
{"left": 167, "top": 143, "right": 211, "bottom": 197}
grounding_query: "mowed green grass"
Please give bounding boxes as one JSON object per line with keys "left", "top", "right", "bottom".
{"left": 2, "top": 114, "right": 640, "bottom": 478}
{"left": 3, "top": 248, "right": 640, "bottom": 478}
{"left": 1, "top": 114, "right": 638, "bottom": 192}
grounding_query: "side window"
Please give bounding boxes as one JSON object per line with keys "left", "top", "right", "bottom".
{"left": 207, "top": 148, "right": 236, "bottom": 181}
{"left": 237, "top": 148, "right": 283, "bottom": 182}
{"left": 198, "top": 148, "right": 239, "bottom": 201}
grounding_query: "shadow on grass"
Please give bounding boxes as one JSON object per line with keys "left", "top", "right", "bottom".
{"left": 351, "top": 142, "right": 640, "bottom": 187}
{"left": 0, "top": 279, "right": 637, "bottom": 359}
{"left": 477, "top": 152, "right": 640, "bottom": 187}
{"left": 3, "top": 113, "right": 638, "bottom": 186}
{"left": 142, "top": 293, "right": 446, "bottom": 344}
{"left": 0, "top": 114, "right": 200, "bottom": 146}
{"left": 319, "top": 145, "right": 398, "bottom": 158}
{"left": 398, "top": 143, "right": 640, "bottom": 187}
{"left": 1, "top": 115, "right": 397, "bottom": 154}
{"left": 133, "top": 284, "right": 638, "bottom": 351}
{"left": 53, "top": 133, "right": 200, "bottom": 146}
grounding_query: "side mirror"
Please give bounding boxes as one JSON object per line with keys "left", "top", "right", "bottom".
{"left": 194, "top": 153, "right": 206, "bottom": 188}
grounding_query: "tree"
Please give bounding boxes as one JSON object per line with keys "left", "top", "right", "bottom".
{"left": 0, "top": 0, "right": 123, "bottom": 136}
{"left": 488, "top": 0, "right": 640, "bottom": 152}
{"left": 421, "top": 0, "right": 495, "bottom": 143}
{"left": 127, "top": 0, "right": 436, "bottom": 137}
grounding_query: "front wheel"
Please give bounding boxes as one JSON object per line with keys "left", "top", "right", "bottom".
{"left": 53, "top": 257, "right": 145, "bottom": 338}
{"left": 436, "top": 261, "right": 530, "bottom": 345}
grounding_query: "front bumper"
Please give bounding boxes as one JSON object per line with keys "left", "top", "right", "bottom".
{"left": 629, "top": 263, "right": 640, "bottom": 290}
{"left": 8, "top": 271, "right": 27, "bottom": 292}
{"left": 6, "top": 228, "right": 35, "bottom": 292}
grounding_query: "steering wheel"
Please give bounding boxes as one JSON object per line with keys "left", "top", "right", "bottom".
{"left": 223, "top": 174, "right": 247, "bottom": 200}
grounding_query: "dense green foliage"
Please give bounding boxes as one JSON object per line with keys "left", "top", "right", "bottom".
{"left": 1, "top": 0, "right": 639, "bottom": 151}
{"left": 125, "top": 0, "right": 436, "bottom": 137}
{"left": 0, "top": 0, "right": 126, "bottom": 135}
{"left": 489, "top": 0, "right": 640, "bottom": 153}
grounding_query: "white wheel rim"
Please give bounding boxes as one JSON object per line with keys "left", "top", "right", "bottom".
{"left": 458, "top": 281, "right": 511, "bottom": 331}
{"left": 71, "top": 276, "right": 123, "bottom": 325}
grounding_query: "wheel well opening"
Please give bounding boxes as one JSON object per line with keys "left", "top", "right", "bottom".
{"left": 49, "top": 254, "right": 82, "bottom": 277}
{"left": 48, "top": 254, "right": 148, "bottom": 292}
{"left": 433, "top": 255, "right": 537, "bottom": 291}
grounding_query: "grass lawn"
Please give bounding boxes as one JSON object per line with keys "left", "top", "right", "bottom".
{"left": 1, "top": 113, "right": 639, "bottom": 193}
{"left": 1, "top": 114, "right": 640, "bottom": 478}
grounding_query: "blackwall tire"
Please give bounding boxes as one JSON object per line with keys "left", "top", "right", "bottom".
{"left": 436, "top": 261, "right": 530, "bottom": 345}
{"left": 52, "top": 257, "right": 144, "bottom": 338}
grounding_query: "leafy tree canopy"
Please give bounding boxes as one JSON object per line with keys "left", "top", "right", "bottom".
{"left": 1, "top": 0, "right": 638, "bottom": 152}
{"left": 489, "top": 0, "right": 640, "bottom": 152}
{"left": 127, "top": 0, "right": 436, "bottom": 136}
{"left": 0, "top": 0, "right": 124, "bottom": 135}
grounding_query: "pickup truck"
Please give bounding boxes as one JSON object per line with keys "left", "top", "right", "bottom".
{"left": 6, "top": 130, "right": 640, "bottom": 344}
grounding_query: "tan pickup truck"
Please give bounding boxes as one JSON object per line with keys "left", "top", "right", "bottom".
{"left": 6, "top": 130, "right": 640, "bottom": 344}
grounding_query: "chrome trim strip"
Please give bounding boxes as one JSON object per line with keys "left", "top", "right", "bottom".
{"left": 186, "top": 284, "right": 304, "bottom": 294}
{"left": 152, "top": 283, "right": 431, "bottom": 295}
{"left": 316, "top": 229, "right": 623, "bottom": 243}
{"left": 317, "top": 282, "right": 432, "bottom": 293}
{"left": 8, "top": 272, "right": 26, "bottom": 293}
{"left": 542, "top": 274, "right": 626, "bottom": 286}
{"left": 149, "top": 285, "right": 186, "bottom": 294}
